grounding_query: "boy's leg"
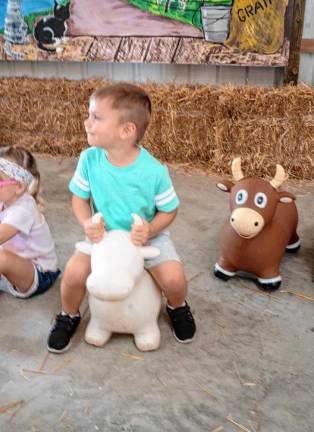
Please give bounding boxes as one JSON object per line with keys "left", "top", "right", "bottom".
{"left": 48, "top": 252, "right": 91, "bottom": 353}
{"left": 148, "top": 261, "right": 196, "bottom": 343}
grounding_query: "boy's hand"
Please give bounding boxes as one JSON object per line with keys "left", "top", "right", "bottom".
{"left": 84, "top": 215, "right": 105, "bottom": 243}
{"left": 131, "top": 218, "right": 150, "bottom": 246}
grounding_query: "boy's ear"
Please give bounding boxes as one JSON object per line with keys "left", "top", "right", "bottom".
{"left": 121, "top": 122, "right": 137, "bottom": 139}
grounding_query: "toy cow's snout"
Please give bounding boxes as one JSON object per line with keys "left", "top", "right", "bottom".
{"left": 86, "top": 272, "right": 134, "bottom": 301}
{"left": 230, "top": 207, "right": 265, "bottom": 238}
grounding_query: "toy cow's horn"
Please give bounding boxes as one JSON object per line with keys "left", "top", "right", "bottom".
{"left": 269, "top": 164, "right": 287, "bottom": 189}
{"left": 131, "top": 213, "right": 143, "bottom": 226}
{"left": 231, "top": 157, "right": 244, "bottom": 181}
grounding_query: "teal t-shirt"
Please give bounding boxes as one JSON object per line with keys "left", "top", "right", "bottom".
{"left": 69, "top": 146, "right": 180, "bottom": 231}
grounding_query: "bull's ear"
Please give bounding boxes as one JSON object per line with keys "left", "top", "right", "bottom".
{"left": 216, "top": 180, "right": 234, "bottom": 193}
{"left": 141, "top": 246, "right": 160, "bottom": 259}
{"left": 75, "top": 240, "right": 93, "bottom": 255}
{"left": 278, "top": 191, "right": 296, "bottom": 203}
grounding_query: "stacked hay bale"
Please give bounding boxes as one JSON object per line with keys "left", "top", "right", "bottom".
{"left": 0, "top": 78, "right": 313, "bottom": 179}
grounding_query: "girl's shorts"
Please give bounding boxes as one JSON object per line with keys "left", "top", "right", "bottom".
{"left": 144, "top": 230, "right": 181, "bottom": 269}
{"left": 0, "top": 264, "right": 61, "bottom": 299}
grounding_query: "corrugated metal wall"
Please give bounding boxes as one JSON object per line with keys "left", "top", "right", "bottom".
{"left": 0, "top": 1, "right": 313, "bottom": 86}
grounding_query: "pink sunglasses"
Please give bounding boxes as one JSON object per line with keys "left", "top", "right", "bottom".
{"left": 0, "top": 179, "right": 17, "bottom": 187}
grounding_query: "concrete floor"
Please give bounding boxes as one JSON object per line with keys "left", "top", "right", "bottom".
{"left": 0, "top": 156, "right": 313, "bottom": 432}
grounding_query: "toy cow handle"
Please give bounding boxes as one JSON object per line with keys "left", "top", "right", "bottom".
{"left": 92, "top": 212, "right": 103, "bottom": 224}
{"left": 131, "top": 213, "right": 143, "bottom": 226}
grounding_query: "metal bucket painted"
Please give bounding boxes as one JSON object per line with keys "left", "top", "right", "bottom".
{"left": 201, "top": 6, "right": 232, "bottom": 43}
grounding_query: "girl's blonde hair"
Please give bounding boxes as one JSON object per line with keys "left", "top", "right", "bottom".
{"left": 0, "top": 145, "right": 44, "bottom": 212}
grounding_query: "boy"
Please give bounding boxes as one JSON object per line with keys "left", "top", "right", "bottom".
{"left": 48, "top": 83, "right": 196, "bottom": 353}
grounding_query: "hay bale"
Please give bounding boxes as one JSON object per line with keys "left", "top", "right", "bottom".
{"left": 0, "top": 78, "right": 313, "bottom": 180}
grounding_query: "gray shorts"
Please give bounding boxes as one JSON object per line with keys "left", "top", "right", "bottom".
{"left": 144, "top": 230, "right": 181, "bottom": 269}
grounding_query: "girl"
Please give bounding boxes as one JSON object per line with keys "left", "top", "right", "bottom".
{"left": 0, "top": 145, "right": 60, "bottom": 298}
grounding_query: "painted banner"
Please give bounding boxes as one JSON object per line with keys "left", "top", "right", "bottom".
{"left": 0, "top": 0, "right": 294, "bottom": 65}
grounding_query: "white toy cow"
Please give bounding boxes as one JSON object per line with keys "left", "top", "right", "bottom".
{"left": 76, "top": 213, "right": 162, "bottom": 352}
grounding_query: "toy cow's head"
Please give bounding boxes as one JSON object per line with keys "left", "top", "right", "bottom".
{"left": 76, "top": 214, "right": 160, "bottom": 301}
{"left": 216, "top": 158, "right": 296, "bottom": 239}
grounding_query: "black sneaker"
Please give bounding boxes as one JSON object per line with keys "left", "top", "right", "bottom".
{"left": 47, "top": 313, "right": 81, "bottom": 353}
{"left": 166, "top": 302, "right": 196, "bottom": 343}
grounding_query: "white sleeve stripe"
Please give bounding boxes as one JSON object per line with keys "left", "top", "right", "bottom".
{"left": 155, "top": 186, "right": 174, "bottom": 202}
{"left": 73, "top": 173, "right": 90, "bottom": 192}
{"left": 156, "top": 191, "right": 177, "bottom": 207}
{"left": 75, "top": 171, "right": 89, "bottom": 187}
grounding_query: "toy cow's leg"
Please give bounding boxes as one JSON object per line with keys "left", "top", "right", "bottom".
{"left": 85, "top": 318, "right": 112, "bottom": 347}
{"left": 213, "top": 259, "right": 237, "bottom": 281}
{"left": 286, "top": 232, "right": 301, "bottom": 253}
{"left": 255, "top": 266, "right": 281, "bottom": 292}
{"left": 134, "top": 324, "right": 160, "bottom": 352}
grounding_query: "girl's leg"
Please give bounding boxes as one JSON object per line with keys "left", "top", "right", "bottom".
{"left": 61, "top": 252, "right": 91, "bottom": 315}
{"left": 0, "top": 248, "right": 34, "bottom": 293}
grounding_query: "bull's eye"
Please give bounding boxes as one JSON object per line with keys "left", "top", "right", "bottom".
{"left": 254, "top": 192, "right": 267, "bottom": 208}
{"left": 235, "top": 189, "right": 248, "bottom": 205}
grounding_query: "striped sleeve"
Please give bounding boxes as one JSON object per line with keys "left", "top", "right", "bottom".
{"left": 69, "top": 152, "right": 91, "bottom": 199}
{"left": 155, "top": 165, "right": 179, "bottom": 212}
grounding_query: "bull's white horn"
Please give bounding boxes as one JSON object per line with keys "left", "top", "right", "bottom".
{"left": 270, "top": 164, "right": 287, "bottom": 189}
{"left": 131, "top": 213, "right": 143, "bottom": 226}
{"left": 231, "top": 157, "right": 244, "bottom": 181}
{"left": 92, "top": 212, "right": 103, "bottom": 224}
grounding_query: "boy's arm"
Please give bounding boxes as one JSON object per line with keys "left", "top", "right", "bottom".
{"left": 149, "top": 209, "right": 177, "bottom": 238}
{"left": 72, "top": 195, "right": 105, "bottom": 243}
{"left": 131, "top": 209, "right": 177, "bottom": 246}
{"left": 72, "top": 195, "right": 93, "bottom": 228}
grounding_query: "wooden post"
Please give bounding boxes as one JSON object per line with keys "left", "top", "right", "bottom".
{"left": 283, "top": 0, "right": 306, "bottom": 85}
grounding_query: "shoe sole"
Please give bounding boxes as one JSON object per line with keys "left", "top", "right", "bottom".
{"left": 173, "top": 331, "right": 196, "bottom": 344}
{"left": 47, "top": 341, "right": 72, "bottom": 354}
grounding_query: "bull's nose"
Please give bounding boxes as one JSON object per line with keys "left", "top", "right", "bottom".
{"left": 230, "top": 208, "right": 264, "bottom": 238}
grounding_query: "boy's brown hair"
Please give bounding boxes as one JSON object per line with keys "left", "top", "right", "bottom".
{"left": 91, "top": 83, "right": 152, "bottom": 142}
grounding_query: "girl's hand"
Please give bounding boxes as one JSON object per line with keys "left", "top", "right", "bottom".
{"left": 131, "top": 218, "right": 150, "bottom": 246}
{"left": 84, "top": 215, "right": 105, "bottom": 243}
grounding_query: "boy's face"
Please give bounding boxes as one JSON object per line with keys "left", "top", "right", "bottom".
{"left": 85, "top": 97, "right": 126, "bottom": 149}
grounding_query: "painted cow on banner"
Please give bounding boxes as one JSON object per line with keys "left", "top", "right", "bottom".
{"left": 76, "top": 213, "right": 162, "bottom": 352}
{"left": 214, "top": 158, "right": 300, "bottom": 292}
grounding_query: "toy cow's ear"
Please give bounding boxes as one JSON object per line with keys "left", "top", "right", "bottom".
{"left": 216, "top": 180, "right": 234, "bottom": 193}
{"left": 141, "top": 246, "right": 160, "bottom": 259}
{"left": 278, "top": 191, "right": 296, "bottom": 203}
{"left": 75, "top": 241, "right": 93, "bottom": 255}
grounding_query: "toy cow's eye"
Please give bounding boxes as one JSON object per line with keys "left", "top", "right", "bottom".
{"left": 235, "top": 189, "right": 248, "bottom": 205}
{"left": 254, "top": 192, "right": 267, "bottom": 208}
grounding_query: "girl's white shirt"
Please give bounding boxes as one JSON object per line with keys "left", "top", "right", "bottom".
{"left": 0, "top": 193, "right": 58, "bottom": 271}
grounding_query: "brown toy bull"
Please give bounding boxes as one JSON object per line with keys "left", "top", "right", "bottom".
{"left": 214, "top": 157, "right": 300, "bottom": 292}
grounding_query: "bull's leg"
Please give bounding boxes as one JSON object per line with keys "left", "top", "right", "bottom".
{"left": 213, "top": 260, "right": 237, "bottom": 281}
{"left": 134, "top": 324, "right": 160, "bottom": 352}
{"left": 256, "top": 267, "right": 281, "bottom": 292}
{"left": 286, "top": 232, "right": 301, "bottom": 253}
{"left": 85, "top": 319, "right": 112, "bottom": 347}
